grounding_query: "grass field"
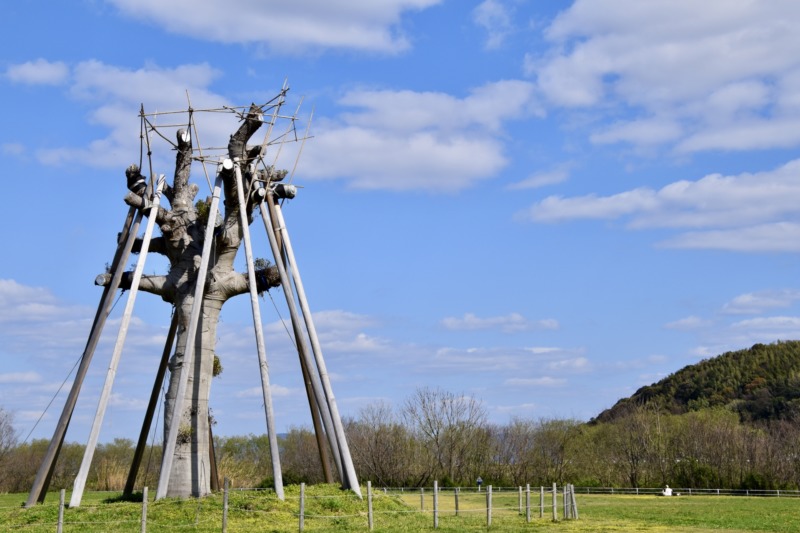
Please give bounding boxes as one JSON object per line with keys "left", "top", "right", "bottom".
{"left": 2, "top": 485, "right": 800, "bottom": 532}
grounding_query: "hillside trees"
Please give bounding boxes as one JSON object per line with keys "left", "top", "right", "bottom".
{"left": 596, "top": 341, "right": 800, "bottom": 423}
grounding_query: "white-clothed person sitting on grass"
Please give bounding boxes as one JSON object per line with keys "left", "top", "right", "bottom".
{"left": 662, "top": 485, "right": 672, "bottom": 496}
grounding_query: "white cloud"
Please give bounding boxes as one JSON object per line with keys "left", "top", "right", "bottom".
{"left": 525, "top": 188, "right": 658, "bottom": 222}
{"left": 523, "top": 159, "right": 800, "bottom": 252}
{"left": 508, "top": 164, "right": 572, "bottom": 190}
{"left": 658, "top": 223, "right": 800, "bottom": 253}
{"left": 107, "top": 0, "right": 442, "bottom": 54}
{"left": 431, "top": 347, "right": 532, "bottom": 372}
{"left": 311, "top": 310, "right": 377, "bottom": 330}
{"left": 676, "top": 117, "right": 800, "bottom": 153}
{"left": 591, "top": 118, "right": 682, "bottom": 146}
{"left": 664, "top": 316, "right": 711, "bottom": 330}
{"left": 731, "top": 316, "right": 800, "bottom": 331}
{"left": 525, "top": 346, "right": 565, "bottom": 355}
{"left": 108, "top": 393, "right": 147, "bottom": 411}
{"left": 324, "top": 332, "right": 389, "bottom": 354}
{"left": 30, "top": 60, "right": 233, "bottom": 170}
{"left": 473, "top": 0, "right": 514, "bottom": 49}
{"left": 441, "top": 312, "right": 558, "bottom": 333}
{"left": 294, "top": 310, "right": 389, "bottom": 353}
{"left": 302, "top": 81, "right": 537, "bottom": 191}
{"left": 32, "top": 58, "right": 536, "bottom": 194}
{"left": 6, "top": 59, "right": 69, "bottom": 85}
{"left": 0, "top": 279, "right": 64, "bottom": 323}
{"left": 545, "top": 357, "right": 589, "bottom": 371}
{"left": 528, "top": 0, "right": 800, "bottom": 152}
{"left": 722, "top": 290, "right": 800, "bottom": 315}
{"left": 0, "top": 372, "right": 41, "bottom": 384}
{"left": 504, "top": 376, "right": 566, "bottom": 387}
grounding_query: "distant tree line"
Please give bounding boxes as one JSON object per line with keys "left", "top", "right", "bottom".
{"left": 3, "top": 386, "right": 800, "bottom": 494}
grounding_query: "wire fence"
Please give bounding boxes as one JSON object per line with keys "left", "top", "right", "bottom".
{"left": 2, "top": 482, "right": 797, "bottom": 531}
{"left": 0, "top": 481, "right": 578, "bottom": 532}
{"left": 573, "top": 486, "right": 800, "bottom": 497}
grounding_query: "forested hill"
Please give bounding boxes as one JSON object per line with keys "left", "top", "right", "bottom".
{"left": 592, "top": 340, "right": 800, "bottom": 424}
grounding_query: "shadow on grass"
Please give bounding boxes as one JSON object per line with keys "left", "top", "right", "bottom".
{"left": 103, "top": 492, "right": 143, "bottom": 503}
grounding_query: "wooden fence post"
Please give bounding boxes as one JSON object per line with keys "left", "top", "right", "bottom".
{"left": 57, "top": 489, "right": 65, "bottom": 533}
{"left": 486, "top": 485, "right": 492, "bottom": 527}
{"left": 367, "top": 481, "right": 373, "bottom": 531}
{"left": 222, "top": 478, "right": 229, "bottom": 533}
{"left": 525, "top": 484, "right": 531, "bottom": 523}
{"left": 420, "top": 487, "right": 424, "bottom": 511}
{"left": 455, "top": 487, "right": 459, "bottom": 516}
{"left": 299, "top": 483, "right": 305, "bottom": 532}
{"left": 539, "top": 486, "right": 544, "bottom": 518}
{"left": 433, "top": 480, "right": 439, "bottom": 529}
{"left": 518, "top": 486, "right": 522, "bottom": 514}
{"left": 552, "top": 483, "right": 557, "bottom": 522}
{"left": 141, "top": 486, "right": 148, "bottom": 533}
{"left": 570, "top": 484, "right": 579, "bottom": 519}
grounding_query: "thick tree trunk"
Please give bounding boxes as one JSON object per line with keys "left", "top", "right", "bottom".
{"left": 163, "top": 295, "right": 222, "bottom": 497}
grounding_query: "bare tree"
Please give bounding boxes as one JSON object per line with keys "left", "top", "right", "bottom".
{"left": 402, "top": 387, "right": 488, "bottom": 485}
{"left": 0, "top": 407, "right": 17, "bottom": 463}
{"left": 95, "top": 104, "right": 283, "bottom": 497}
{"left": 347, "top": 402, "right": 417, "bottom": 487}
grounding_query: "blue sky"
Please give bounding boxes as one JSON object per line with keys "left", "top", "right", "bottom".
{"left": 3, "top": 0, "right": 800, "bottom": 445}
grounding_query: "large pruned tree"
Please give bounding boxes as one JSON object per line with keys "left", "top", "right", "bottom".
{"left": 96, "top": 104, "right": 283, "bottom": 497}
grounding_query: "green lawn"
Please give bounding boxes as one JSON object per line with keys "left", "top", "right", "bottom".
{"left": 2, "top": 486, "right": 799, "bottom": 532}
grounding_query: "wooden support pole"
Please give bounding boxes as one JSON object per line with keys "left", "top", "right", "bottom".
{"left": 26, "top": 206, "right": 140, "bottom": 507}
{"left": 232, "top": 160, "right": 284, "bottom": 500}
{"left": 124, "top": 312, "right": 178, "bottom": 496}
{"left": 157, "top": 173, "right": 224, "bottom": 500}
{"left": 258, "top": 198, "right": 347, "bottom": 486}
{"left": 266, "top": 200, "right": 333, "bottom": 484}
{"left": 208, "top": 420, "right": 220, "bottom": 491}
{"left": 71, "top": 177, "right": 166, "bottom": 508}
{"left": 259, "top": 198, "right": 344, "bottom": 481}
{"left": 266, "top": 197, "right": 361, "bottom": 496}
